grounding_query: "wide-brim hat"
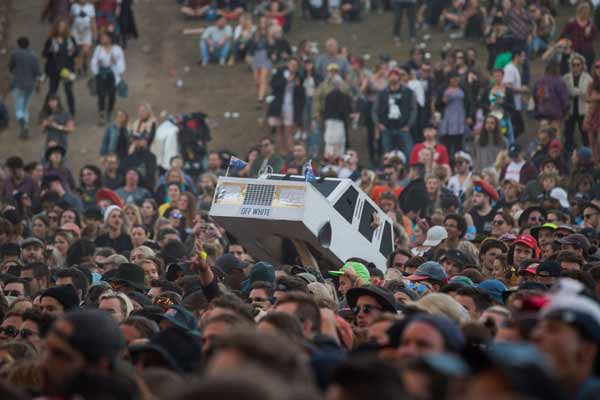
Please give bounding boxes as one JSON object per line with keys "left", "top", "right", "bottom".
{"left": 44, "top": 145, "right": 66, "bottom": 160}
{"left": 346, "top": 285, "right": 397, "bottom": 313}
{"left": 106, "top": 263, "right": 148, "bottom": 292}
{"left": 518, "top": 206, "right": 547, "bottom": 227}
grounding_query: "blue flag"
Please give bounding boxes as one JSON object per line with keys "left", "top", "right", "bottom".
{"left": 229, "top": 156, "right": 248, "bottom": 171}
{"left": 304, "top": 160, "right": 316, "bottom": 182}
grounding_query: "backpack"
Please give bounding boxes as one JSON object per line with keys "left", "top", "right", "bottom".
{"left": 177, "top": 112, "right": 212, "bottom": 178}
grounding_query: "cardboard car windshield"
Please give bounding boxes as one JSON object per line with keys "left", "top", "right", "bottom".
{"left": 209, "top": 174, "right": 394, "bottom": 272}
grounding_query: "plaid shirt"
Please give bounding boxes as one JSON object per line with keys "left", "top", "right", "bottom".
{"left": 507, "top": 7, "right": 534, "bottom": 41}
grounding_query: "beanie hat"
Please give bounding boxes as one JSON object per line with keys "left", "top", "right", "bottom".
{"left": 410, "top": 314, "right": 465, "bottom": 353}
{"left": 41, "top": 285, "right": 80, "bottom": 311}
{"left": 104, "top": 205, "right": 121, "bottom": 225}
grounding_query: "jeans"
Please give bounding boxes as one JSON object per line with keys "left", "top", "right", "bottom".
{"left": 48, "top": 75, "right": 75, "bottom": 116}
{"left": 96, "top": 73, "right": 116, "bottom": 114}
{"left": 11, "top": 88, "right": 34, "bottom": 126}
{"left": 393, "top": 2, "right": 416, "bottom": 39}
{"left": 382, "top": 128, "right": 413, "bottom": 157}
{"left": 200, "top": 40, "right": 231, "bottom": 63}
{"left": 532, "top": 36, "right": 549, "bottom": 55}
{"left": 564, "top": 113, "right": 588, "bottom": 152}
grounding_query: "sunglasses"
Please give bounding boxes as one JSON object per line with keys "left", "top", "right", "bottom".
{"left": 492, "top": 220, "right": 506, "bottom": 226}
{"left": 407, "top": 282, "right": 430, "bottom": 294}
{"left": 19, "top": 329, "right": 38, "bottom": 339}
{"left": 352, "top": 304, "right": 382, "bottom": 315}
{"left": 4, "top": 291, "right": 22, "bottom": 297}
{"left": 0, "top": 326, "right": 18, "bottom": 338}
{"left": 529, "top": 216, "right": 545, "bottom": 223}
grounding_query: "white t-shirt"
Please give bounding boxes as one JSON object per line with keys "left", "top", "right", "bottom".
{"left": 71, "top": 3, "right": 95, "bottom": 33}
{"left": 503, "top": 62, "right": 522, "bottom": 111}
{"left": 505, "top": 160, "right": 525, "bottom": 183}
{"left": 447, "top": 173, "right": 472, "bottom": 198}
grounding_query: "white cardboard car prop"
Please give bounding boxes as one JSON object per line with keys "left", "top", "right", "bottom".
{"left": 209, "top": 174, "right": 394, "bottom": 272}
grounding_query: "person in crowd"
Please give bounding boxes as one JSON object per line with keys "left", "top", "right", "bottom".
{"left": 564, "top": 53, "right": 592, "bottom": 153}
{"left": 40, "top": 95, "right": 75, "bottom": 152}
{"left": 9, "top": 37, "right": 41, "bottom": 139}
{"left": 200, "top": 16, "right": 233, "bottom": 66}
{"left": 373, "top": 68, "right": 417, "bottom": 158}
{"left": 90, "top": 31, "right": 126, "bottom": 125}
{"left": 249, "top": 137, "right": 284, "bottom": 177}
{"left": 392, "top": 0, "right": 416, "bottom": 44}
{"left": 42, "top": 19, "right": 78, "bottom": 116}
{"left": 267, "top": 58, "right": 306, "bottom": 156}
{"left": 533, "top": 61, "right": 570, "bottom": 130}
{"left": 584, "top": 60, "right": 600, "bottom": 161}
{"left": 100, "top": 109, "right": 130, "bottom": 160}
{"left": 561, "top": 1, "right": 597, "bottom": 70}
{"left": 70, "top": 0, "right": 96, "bottom": 76}
{"left": 118, "top": 132, "right": 157, "bottom": 191}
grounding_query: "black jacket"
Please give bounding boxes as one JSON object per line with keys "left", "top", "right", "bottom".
{"left": 267, "top": 68, "right": 306, "bottom": 126}
{"left": 42, "top": 36, "right": 78, "bottom": 77}
{"left": 398, "top": 178, "right": 428, "bottom": 217}
{"left": 374, "top": 85, "right": 417, "bottom": 130}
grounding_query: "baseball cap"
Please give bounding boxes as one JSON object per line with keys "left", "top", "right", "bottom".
{"left": 329, "top": 261, "right": 371, "bottom": 284}
{"left": 557, "top": 233, "right": 591, "bottom": 253}
{"left": 454, "top": 151, "right": 472, "bottom": 165}
{"left": 327, "top": 63, "right": 340, "bottom": 71}
{"left": 158, "top": 305, "right": 200, "bottom": 336}
{"left": 478, "top": 279, "right": 507, "bottom": 304}
{"left": 541, "top": 278, "right": 600, "bottom": 344}
{"left": 513, "top": 234, "right": 539, "bottom": 251}
{"left": 407, "top": 261, "right": 448, "bottom": 282}
{"left": 530, "top": 223, "right": 557, "bottom": 241}
{"left": 508, "top": 144, "right": 522, "bottom": 158}
{"left": 518, "top": 262, "right": 539, "bottom": 276}
{"left": 20, "top": 237, "right": 44, "bottom": 249}
{"left": 449, "top": 276, "right": 475, "bottom": 287}
{"left": 576, "top": 147, "right": 593, "bottom": 162}
{"left": 423, "top": 226, "right": 448, "bottom": 247}
{"left": 215, "top": 254, "right": 244, "bottom": 275}
{"left": 440, "top": 249, "right": 468, "bottom": 268}
{"left": 536, "top": 260, "right": 562, "bottom": 278}
{"left": 550, "top": 188, "right": 570, "bottom": 209}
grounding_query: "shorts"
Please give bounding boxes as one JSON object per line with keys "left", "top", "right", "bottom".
{"left": 268, "top": 111, "right": 294, "bottom": 127}
{"left": 72, "top": 28, "right": 93, "bottom": 46}
{"left": 324, "top": 119, "right": 346, "bottom": 158}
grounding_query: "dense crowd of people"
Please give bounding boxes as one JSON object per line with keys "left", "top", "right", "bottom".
{"left": 2, "top": 0, "right": 600, "bottom": 399}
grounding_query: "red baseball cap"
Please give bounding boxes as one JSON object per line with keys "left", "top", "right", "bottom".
{"left": 513, "top": 234, "right": 541, "bottom": 258}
